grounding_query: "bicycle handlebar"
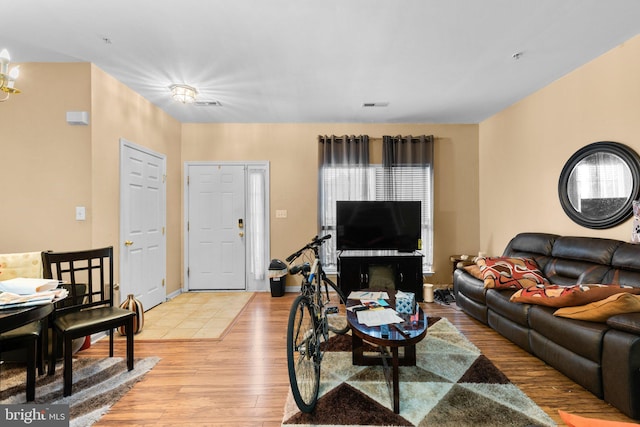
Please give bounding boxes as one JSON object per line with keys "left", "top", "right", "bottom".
{"left": 285, "top": 235, "right": 331, "bottom": 263}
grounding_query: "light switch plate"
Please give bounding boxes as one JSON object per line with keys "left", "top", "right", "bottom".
{"left": 76, "top": 206, "right": 86, "bottom": 221}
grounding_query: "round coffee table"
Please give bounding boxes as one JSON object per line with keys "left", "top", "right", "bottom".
{"left": 346, "top": 293, "right": 427, "bottom": 414}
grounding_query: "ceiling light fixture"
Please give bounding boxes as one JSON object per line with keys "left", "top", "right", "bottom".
{"left": 169, "top": 84, "right": 198, "bottom": 104}
{"left": 0, "top": 48, "right": 21, "bottom": 102}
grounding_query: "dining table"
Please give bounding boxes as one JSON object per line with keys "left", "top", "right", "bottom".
{"left": 0, "top": 303, "right": 53, "bottom": 334}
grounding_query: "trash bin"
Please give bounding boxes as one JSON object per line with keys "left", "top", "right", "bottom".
{"left": 269, "top": 259, "right": 288, "bottom": 297}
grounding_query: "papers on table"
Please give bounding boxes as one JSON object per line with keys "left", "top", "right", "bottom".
{"left": 348, "top": 291, "right": 390, "bottom": 300}
{"left": 0, "top": 277, "right": 62, "bottom": 294}
{"left": 0, "top": 288, "right": 68, "bottom": 309}
{"left": 0, "top": 277, "right": 68, "bottom": 309}
{"left": 356, "top": 308, "right": 404, "bottom": 327}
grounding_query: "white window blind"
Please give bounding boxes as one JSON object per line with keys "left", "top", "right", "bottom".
{"left": 319, "top": 164, "right": 433, "bottom": 273}
{"left": 375, "top": 165, "right": 433, "bottom": 272}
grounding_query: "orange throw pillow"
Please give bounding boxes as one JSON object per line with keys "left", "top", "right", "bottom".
{"left": 554, "top": 293, "right": 640, "bottom": 322}
{"left": 559, "top": 410, "right": 640, "bottom": 427}
{"left": 510, "top": 284, "right": 640, "bottom": 308}
{"left": 463, "top": 264, "right": 483, "bottom": 280}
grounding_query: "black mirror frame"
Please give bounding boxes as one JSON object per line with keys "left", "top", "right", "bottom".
{"left": 558, "top": 141, "right": 640, "bottom": 229}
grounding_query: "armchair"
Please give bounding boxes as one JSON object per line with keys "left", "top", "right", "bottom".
{"left": 0, "top": 251, "right": 47, "bottom": 401}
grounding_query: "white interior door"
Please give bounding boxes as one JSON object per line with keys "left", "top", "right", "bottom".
{"left": 187, "top": 164, "right": 246, "bottom": 290}
{"left": 120, "top": 139, "right": 166, "bottom": 310}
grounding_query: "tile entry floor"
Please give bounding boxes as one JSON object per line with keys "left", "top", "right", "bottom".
{"left": 115, "top": 291, "right": 255, "bottom": 340}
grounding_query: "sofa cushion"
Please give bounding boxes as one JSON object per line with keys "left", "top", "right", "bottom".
{"left": 454, "top": 269, "right": 486, "bottom": 304}
{"left": 551, "top": 236, "right": 621, "bottom": 265}
{"left": 510, "top": 284, "right": 640, "bottom": 307}
{"left": 554, "top": 293, "right": 640, "bottom": 322}
{"left": 611, "top": 242, "right": 640, "bottom": 271}
{"left": 503, "top": 232, "right": 557, "bottom": 258}
{"left": 529, "top": 305, "right": 608, "bottom": 362}
{"left": 529, "top": 329, "right": 603, "bottom": 397}
{"left": 486, "top": 289, "right": 530, "bottom": 327}
{"left": 606, "top": 313, "right": 640, "bottom": 335}
{"left": 477, "top": 257, "right": 548, "bottom": 289}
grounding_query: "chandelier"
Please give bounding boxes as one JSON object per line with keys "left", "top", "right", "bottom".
{"left": 0, "top": 49, "right": 20, "bottom": 102}
{"left": 169, "top": 84, "right": 197, "bottom": 104}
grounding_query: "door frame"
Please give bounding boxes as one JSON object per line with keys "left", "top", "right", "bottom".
{"left": 119, "top": 138, "right": 167, "bottom": 304}
{"left": 184, "top": 161, "right": 270, "bottom": 292}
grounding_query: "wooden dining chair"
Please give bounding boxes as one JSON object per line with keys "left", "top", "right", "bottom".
{"left": 42, "top": 246, "right": 135, "bottom": 396}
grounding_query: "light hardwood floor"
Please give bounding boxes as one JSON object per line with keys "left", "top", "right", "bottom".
{"left": 81, "top": 292, "right": 637, "bottom": 426}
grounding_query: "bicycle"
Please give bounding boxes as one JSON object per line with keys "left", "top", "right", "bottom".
{"left": 286, "top": 234, "right": 349, "bottom": 413}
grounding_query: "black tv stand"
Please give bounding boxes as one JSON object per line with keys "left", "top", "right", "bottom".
{"left": 337, "top": 251, "right": 424, "bottom": 301}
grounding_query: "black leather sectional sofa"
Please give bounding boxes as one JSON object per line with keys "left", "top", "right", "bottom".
{"left": 453, "top": 232, "right": 640, "bottom": 419}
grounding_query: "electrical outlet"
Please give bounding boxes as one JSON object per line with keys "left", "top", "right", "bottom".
{"left": 276, "top": 209, "right": 287, "bottom": 218}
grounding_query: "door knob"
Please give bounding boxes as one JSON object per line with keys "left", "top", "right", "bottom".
{"left": 125, "top": 240, "right": 134, "bottom": 246}
{"left": 239, "top": 232, "right": 244, "bottom": 237}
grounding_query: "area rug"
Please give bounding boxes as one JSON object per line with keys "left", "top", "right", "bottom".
{"left": 116, "top": 291, "right": 255, "bottom": 340}
{"left": 0, "top": 356, "right": 160, "bottom": 427}
{"left": 282, "top": 317, "right": 555, "bottom": 427}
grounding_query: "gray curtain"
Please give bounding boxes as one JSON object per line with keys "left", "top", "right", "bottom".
{"left": 382, "top": 135, "right": 434, "bottom": 166}
{"left": 318, "top": 135, "right": 369, "bottom": 166}
{"left": 318, "top": 135, "right": 370, "bottom": 268}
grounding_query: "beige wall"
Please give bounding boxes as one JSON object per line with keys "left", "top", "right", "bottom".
{"left": 182, "top": 123, "right": 479, "bottom": 285}
{"left": 0, "top": 63, "right": 93, "bottom": 252}
{"left": 478, "top": 34, "right": 640, "bottom": 255}
{"left": 0, "top": 63, "right": 183, "bottom": 297}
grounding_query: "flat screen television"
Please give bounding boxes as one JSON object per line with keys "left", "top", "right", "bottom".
{"left": 336, "top": 201, "right": 421, "bottom": 252}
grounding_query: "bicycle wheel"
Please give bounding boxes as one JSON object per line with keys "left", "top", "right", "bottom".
{"left": 323, "top": 277, "right": 349, "bottom": 335}
{"left": 287, "top": 294, "right": 320, "bottom": 413}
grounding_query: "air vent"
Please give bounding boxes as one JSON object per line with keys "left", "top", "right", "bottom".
{"left": 362, "top": 102, "right": 389, "bottom": 107}
{"left": 194, "top": 101, "right": 222, "bottom": 107}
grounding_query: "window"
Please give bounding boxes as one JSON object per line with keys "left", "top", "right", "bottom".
{"left": 375, "top": 164, "right": 433, "bottom": 272}
{"left": 318, "top": 165, "right": 375, "bottom": 271}
{"left": 319, "top": 162, "right": 433, "bottom": 273}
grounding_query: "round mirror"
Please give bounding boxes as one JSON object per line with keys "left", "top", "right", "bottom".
{"left": 559, "top": 141, "right": 640, "bottom": 229}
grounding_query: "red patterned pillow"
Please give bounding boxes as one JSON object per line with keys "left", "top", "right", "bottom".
{"left": 510, "top": 284, "right": 640, "bottom": 307}
{"left": 477, "top": 257, "right": 548, "bottom": 289}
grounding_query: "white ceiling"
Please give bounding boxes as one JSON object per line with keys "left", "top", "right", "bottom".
{"left": 3, "top": 0, "right": 640, "bottom": 124}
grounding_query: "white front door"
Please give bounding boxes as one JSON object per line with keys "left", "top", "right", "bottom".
{"left": 187, "top": 164, "right": 246, "bottom": 290}
{"left": 120, "top": 139, "right": 166, "bottom": 309}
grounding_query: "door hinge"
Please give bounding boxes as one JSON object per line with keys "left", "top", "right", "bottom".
{"left": 187, "top": 175, "right": 190, "bottom": 185}
{"left": 162, "top": 278, "right": 165, "bottom": 287}
{"left": 187, "top": 268, "right": 190, "bottom": 277}
{"left": 187, "top": 221, "right": 189, "bottom": 231}
{"left": 162, "top": 227, "right": 165, "bottom": 235}
{"left": 163, "top": 174, "right": 166, "bottom": 183}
